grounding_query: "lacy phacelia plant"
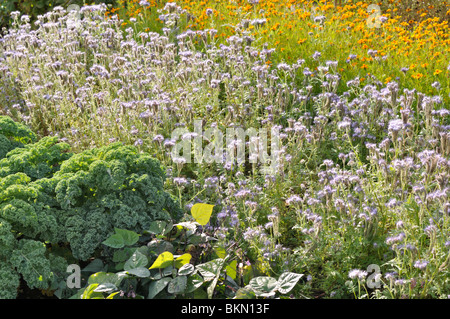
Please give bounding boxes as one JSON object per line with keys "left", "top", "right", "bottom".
{"left": 0, "top": 116, "right": 182, "bottom": 298}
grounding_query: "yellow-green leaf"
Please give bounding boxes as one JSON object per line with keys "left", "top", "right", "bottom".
{"left": 106, "top": 292, "right": 120, "bottom": 299}
{"left": 214, "top": 246, "right": 226, "bottom": 259}
{"left": 149, "top": 252, "right": 174, "bottom": 269}
{"left": 174, "top": 253, "right": 192, "bottom": 269}
{"left": 226, "top": 260, "right": 237, "bottom": 280}
{"left": 191, "top": 203, "right": 214, "bottom": 226}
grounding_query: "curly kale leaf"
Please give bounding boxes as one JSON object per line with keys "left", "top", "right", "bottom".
{"left": 51, "top": 142, "right": 182, "bottom": 260}
{"left": 64, "top": 207, "right": 113, "bottom": 261}
{"left": 0, "top": 172, "right": 31, "bottom": 193}
{"left": 0, "top": 219, "right": 20, "bottom": 299}
{"left": 0, "top": 116, "right": 36, "bottom": 160}
{"left": 0, "top": 116, "right": 36, "bottom": 143}
{"left": 54, "top": 143, "right": 180, "bottom": 222}
{"left": 0, "top": 218, "right": 16, "bottom": 258}
{"left": 0, "top": 136, "right": 72, "bottom": 180}
{"left": 0, "top": 197, "right": 59, "bottom": 241}
{"left": 0, "top": 199, "right": 40, "bottom": 238}
{"left": 0, "top": 262, "right": 20, "bottom": 299}
{"left": 10, "top": 239, "right": 56, "bottom": 290}
{"left": 0, "top": 134, "right": 15, "bottom": 160}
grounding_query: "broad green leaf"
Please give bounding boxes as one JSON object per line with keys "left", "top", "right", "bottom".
{"left": 174, "top": 222, "right": 198, "bottom": 232}
{"left": 191, "top": 203, "right": 214, "bottom": 226}
{"left": 167, "top": 276, "right": 187, "bottom": 294}
{"left": 82, "top": 258, "right": 105, "bottom": 273}
{"left": 147, "top": 220, "right": 172, "bottom": 235}
{"left": 94, "top": 283, "right": 117, "bottom": 293}
{"left": 255, "top": 257, "right": 270, "bottom": 275}
{"left": 196, "top": 258, "right": 225, "bottom": 282}
{"left": 127, "top": 267, "right": 150, "bottom": 278}
{"left": 174, "top": 222, "right": 198, "bottom": 238}
{"left": 194, "top": 287, "right": 208, "bottom": 299}
{"left": 178, "top": 263, "right": 195, "bottom": 276}
{"left": 234, "top": 287, "right": 256, "bottom": 299}
{"left": 137, "top": 245, "right": 150, "bottom": 257}
{"left": 148, "top": 277, "right": 171, "bottom": 299}
{"left": 148, "top": 238, "right": 174, "bottom": 255}
{"left": 214, "top": 246, "right": 227, "bottom": 259}
{"left": 207, "top": 276, "right": 219, "bottom": 299}
{"left": 174, "top": 253, "right": 192, "bottom": 269}
{"left": 81, "top": 284, "right": 104, "bottom": 299}
{"left": 196, "top": 258, "right": 228, "bottom": 299}
{"left": 113, "top": 248, "right": 135, "bottom": 263}
{"left": 207, "top": 260, "right": 229, "bottom": 299}
{"left": 88, "top": 272, "right": 118, "bottom": 285}
{"left": 114, "top": 228, "right": 140, "bottom": 246}
{"left": 277, "top": 272, "right": 304, "bottom": 294}
{"left": 226, "top": 260, "right": 237, "bottom": 280}
{"left": 188, "top": 234, "right": 207, "bottom": 245}
{"left": 106, "top": 292, "right": 120, "bottom": 299}
{"left": 242, "top": 265, "right": 254, "bottom": 285}
{"left": 150, "top": 266, "right": 174, "bottom": 280}
{"left": 249, "top": 276, "right": 278, "bottom": 297}
{"left": 186, "top": 273, "right": 204, "bottom": 293}
{"left": 87, "top": 272, "right": 127, "bottom": 288}
{"left": 149, "top": 251, "right": 174, "bottom": 269}
{"left": 102, "top": 233, "right": 125, "bottom": 249}
{"left": 124, "top": 250, "right": 148, "bottom": 271}
{"left": 115, "top": 262, "right": 125, "bottom": 271}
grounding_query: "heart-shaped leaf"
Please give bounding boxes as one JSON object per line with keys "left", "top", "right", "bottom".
{"left": 124, "top": 250, "right": 148, "bottom": 271}
{"left": 226, "top": 260, "right": 237, "bottom": 280}
{"left": 234, "top": 286, "right": 256, "bottom": 299}
{"left": 93, "top": 283, "right": 117, "bottom": 293}
{"left": 214, "top": 246, "right": 227, "bottom": 259}
{"left": 167, "top": 275, "right": 187, "bottom": 294}
{"left": 186, "top": 273, "right": 204, "bottom": 293}
{"left": 148, "top": 277, "right": 171, "bottom": 299}
{"left": 174, "top": 253, "right": 192, "bottom": 269}
{"left": 81, "top": 284, "right": 104, "bottom": 299}
{"left": 178, "top": 263, "right": 195, "bottom": 276}
{"left": 102, "top": 233, "right": 125, "bottom": 249}
{"left": 196, "top": 258, "right": 225, "bottom": 282}
{"left": 277, "top": 272, "right": 304, "bottom": 294}
{"left": 149, "top": 251, "right": 174, "bottom": 269}
{"left": 82, "top": 258, "right": 105, "bottom": 273}
{"left": 147, "top": 220, "right": 172, "bottom": 236}
{"left": 249, "top": 276, "right": 278, "bottom": 297}
{"left": 114, "top": 228, "right": 140, "bottom": 246}
{"left": 88, "top": 272, "right": 122, "bottom": 287}
{"left": 147, "top": 238, "right": 174, "bottom": 255}
{"left": 127, "top": 267, "right": 150, "bottom": 278}
{"left": 191, "top": 203, "right": 214, "bottom": 226}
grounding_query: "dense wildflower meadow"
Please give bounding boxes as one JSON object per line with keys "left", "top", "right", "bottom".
{"left": 0, "top": 0, "right": 449, "bottom": 300}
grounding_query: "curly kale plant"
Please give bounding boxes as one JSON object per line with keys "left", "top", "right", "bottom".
{"left": 0, "top": 117, "right": 182, "bottom": 298}
{"left": 0, "top": 115, "right": 36, "bottom": 159}
{"left": 50, "top": 141, "right": 183, "bottom": 260}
